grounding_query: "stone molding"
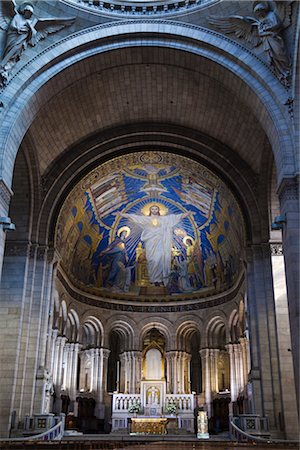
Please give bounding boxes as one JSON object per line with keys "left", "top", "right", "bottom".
{"left": 63, "top": 0, "right": 217, "bottom": 17}
{"left": 278, "top": 176, "right": 299, "bottom": 204}
{"left": 2, "top": 18, "right": 277, "bottom": 94}
{"left": 4, "top": 240, "right": 30, "bottom": 257}
{"left": 56, "top": 268, "right": 245, "bottom": 313}
{"left": 270, "top": 243, "right": 283, "bottom": 256}
{"left": 0, "top": 179, "right": 13, "bottom": 211}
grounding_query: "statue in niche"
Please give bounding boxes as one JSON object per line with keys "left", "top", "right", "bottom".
{"left": 208, "top": 1, "right": 293, "bottom": 86}
{"left": 0, "top": 1, "right": 75, "bottom": 87}
{"left": 146, "top": 386, "right": 160, "bottom": 405}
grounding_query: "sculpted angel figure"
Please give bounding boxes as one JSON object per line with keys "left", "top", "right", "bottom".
{"left": 0, "top": 1, "right": 75, "bottom": 86}
{"left": 208, "top": 1, "right": 293, "bottom": 85}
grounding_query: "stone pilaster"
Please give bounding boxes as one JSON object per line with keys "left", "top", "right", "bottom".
{"left": 101, "top": 348, "right": 110, "bottom": 396}
{"left": 185, "top": 353, "right": 192, "bottom": 394}
{"left": 53, "top": 336, "right": 67, "bottom": 391}
{"left": 210, "top": 349, "right": 220, "bottom": 393}
{"left": 226, "top": 344, "right": 237, "bottom": 402}
{"left": 270, "top": 243, "right": 299, "bottom": 439}
{"left": 165, "top": 351, "right": 174, "bottom": 394}
{"left": 245, "top": 244, "right": 282, "bottom": 431}
{"left": 131, "top": 351, "right": 142, "bottom": 393}
{"left": 0, "top": 179, "right": 13, "bottom": 281}
{"left": 239, "top": 337, "right": 249, "bottom": 388}
{"left": 199, "top": 349, "right": 212, "bottom": 417}
{"left": 0, "top": 241, "right": 56, "bottom": 434}
{"left": 278, "top": 177, "right": 299, "bottom": 411}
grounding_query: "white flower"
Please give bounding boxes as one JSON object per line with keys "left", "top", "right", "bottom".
{"left": 165, "top": 404, "right": 177, "bottom": 414}
{"left": 128, "top": 403, "right": 141, "bottom": 413}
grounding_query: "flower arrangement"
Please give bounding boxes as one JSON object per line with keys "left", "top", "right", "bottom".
{"left": 128, "top": 402, "right": 141, "bottom": 414}
{"left": 165, "top": 403, "right": 177, "bottom": 415}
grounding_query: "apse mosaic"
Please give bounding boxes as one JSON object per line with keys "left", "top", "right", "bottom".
{"left": 55, "top": 152, "right": 245, "bottom": 299}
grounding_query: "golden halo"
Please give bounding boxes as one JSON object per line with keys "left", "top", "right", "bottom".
{"left": 117, "top": 226, "right": 131, "bottom": 238}
{"left": 141, "top": 202, "right": 168, "bottom": 216}
{"left": 183, "top": 236, "right": 195, "bottom": 247}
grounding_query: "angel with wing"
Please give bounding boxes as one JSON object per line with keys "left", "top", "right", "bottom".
{"left": 208, "top": 1, "right": 293, "bottom": 85}
{"left": 0, "top": 1, "right": 75, "bottom": 87}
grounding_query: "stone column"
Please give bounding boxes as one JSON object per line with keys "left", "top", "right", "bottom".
{"left": 174, "top": 351, "right": 180, "bottom": 395}
{"left": 0, "top": 240, "right": 57, "bottom": 435}
{"left": 49, "top": 329, "right": 59, "bottom": 382}
{"left": 53, "top": 336, "right": 67, "bottom": 389}
{"left": 226, "top": 344, "right": 237, "bottom": 403}
{"left": 185, "top": 353, "right": 192, "bottom": 394}
{"left": 278, "top": 177, "right": 299, "bottom": 411}
{"left": 178, "top": 352, "right": 185, "bottom": 394}
{"left": 239, "top": 337, "right": 249, "bottom": 388}
{"left": 270, "top": 243, "right": 299, "bottom": 439}
{"left": 165, "top": 351, "right": 173, "bottom": 394}
{"left": 245, "top": 244, "right": 283, "bottom": 431}
{"left": 120, "top": 351, "right": 131, "bottom": 393}
{"left": 101, "top": 348, "right": 110, "bottom": 397}
{"left": 131, "top": 351, "right": 142, "bottom": 394}
{"left": 0, "top": 180, "right": 12, "bottom": 281}
{"left": 69, "top": 343, "right": 80, "bottom": 403}
{"left": 91, "top": 348, "right": 99, "bottom": 393}
{"left": 93, "top": 347, "right": 110, "bottom": 418}
{"left": 119, "top": 352, "right": 126, "bottom": 393}
{"left": 199, "top": 349, "right": 212, "bottom": 417}
{"left": 210, "top": 349, "right": 220, "bottom": 394}
{"left": 233, "top": 344, "right": 242, "bottom": 395}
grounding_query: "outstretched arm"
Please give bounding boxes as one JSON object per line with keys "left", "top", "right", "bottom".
{"left": 181, "top": 211, "right": 194, "bottom": 220}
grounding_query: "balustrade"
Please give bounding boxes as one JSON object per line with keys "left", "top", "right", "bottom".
{"left": 112, "top": 394, "right": 141, "bottom": 412}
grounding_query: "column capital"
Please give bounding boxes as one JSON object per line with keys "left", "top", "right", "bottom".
{"left": 4, "top": 240, "right": 30, "bottom": 257}
{"left": 166, "top": 350, "right": 177, "bottom": 358}
{"left": 101, "top": 348, "right": 110, "bottom": 360}
{"left": 57, "top": 336, "right": 68, "bottom": 345}
{"left": 270, "top": 243, "right": 283, "bottom": 256}
{"left": 225, "top": 343, "right": 234, "bottom": 354}
{"left": 199, "top": 348, "right": 209, "bottom": 358}
{"left": 0, "top": 178, "right": 13, "bottom": 212}
{"left": 277, "top": 176, "right": 299, "bottom": 204}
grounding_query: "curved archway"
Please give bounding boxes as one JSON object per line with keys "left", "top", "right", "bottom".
{"left": 0, "top": 22, "right": 293, "bottom": 190}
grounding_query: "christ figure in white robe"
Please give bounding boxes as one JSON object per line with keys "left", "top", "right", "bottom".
{"left": 119, "top": 205, "right": 191, "bottom": 286}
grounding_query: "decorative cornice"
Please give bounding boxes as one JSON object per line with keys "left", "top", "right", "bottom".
{"left": 270, "top": 243, "right": 283, "bottom": 256}
{"left": 4, "top": 240, "right": 30, "bottom": 257}
{"left": 0, "top": 179, "right": 13, "bottom": 210}
{"left": 62, "top": 0, "right": 217, "bottom": 18}
{"left": 277, "top": 176, "right": 299, "bottom": 204}
{"left": 2, "top": 17, "right": 278, "bottom": 93}
{"left": 57, "top": 269, "right": 245, "bottom": 313}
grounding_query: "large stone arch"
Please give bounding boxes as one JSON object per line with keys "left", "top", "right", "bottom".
{"left": 0, "top": 21, "right": 294, "bottom": 190}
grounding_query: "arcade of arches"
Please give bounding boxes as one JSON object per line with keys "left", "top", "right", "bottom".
{"left": 0, "top": 0, "right": 298, "bottom": 443}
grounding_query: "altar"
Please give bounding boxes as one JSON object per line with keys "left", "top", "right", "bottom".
{"left": 130, "top": 418, "right": 168, "bottom": 435}
{"left": 111, "top": 328, "right": 195, "bottom": 434}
